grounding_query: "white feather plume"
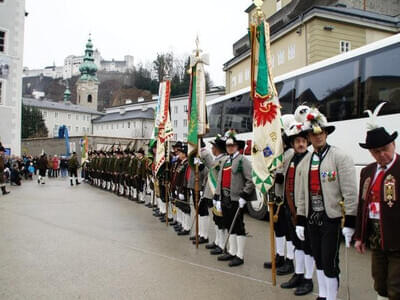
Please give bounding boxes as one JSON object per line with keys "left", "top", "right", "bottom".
{"left": 364, "top": 102, "right": 386, "bottom": 130}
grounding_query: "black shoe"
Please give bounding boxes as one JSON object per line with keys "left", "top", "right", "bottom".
{"left": 281, "top": 273, "right": 304, "bottom": 289}
{"left": 76, "top": 181, "right": 81, "bottom": 185}
{"left": 153, "top": 212, "right": 161, "bottom": 217}
{"left": 37, "top": 179, "right": 40, "bottom": 184}
{"left": 205, "top": 242, "right": 217, "bottom": 249}
{"left": 177, "top": 230, "right": 190, "bottom": 236}
{"left": 264, "top": 254, "right": 285, "bottom": 269}
{"left": 160, "top": 218, "right": 166, "bottom": 223}
{"left": 277, "top": 259, "right": 294, "bottom": 276}
{"left": 174, "top": 225, "right": 182, "bottom": 232}
{"left": 210, "top": 246, "right": 223, "bottom": 255}
{"left": 229, "top": 256, "right": 244, "bottom": 267}
{"left": 192, "top": 237, "right": 208, "bottom": 245}
{"left": 294, "top": 278, "right": 313, "bottom": 296}
{"left": 167, "top": 218, "right": 173, "bottom": 222}
{"left": 170, "top": 221, "right": 177, "bottom": 226}
{"left": 189, "top": 236, "right": 199, "bottom": 241}
{"left": 316, "top": 297, "right": 326, "bottom": 300}
{"left": 218, "top": 253, "right": 235, "bottom": 261}
{"left": 2, "top": 191, "right": 10, "bottom": 195}
{"left": 70, "top": 181, "right": 74, "bottom": 186}
{"left": 145, "top": 203, "right": 152, "bottom": 208}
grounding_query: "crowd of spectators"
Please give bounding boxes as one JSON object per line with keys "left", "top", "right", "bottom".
{"left": 2, "top": 153, "right": 72, "bottom": 186}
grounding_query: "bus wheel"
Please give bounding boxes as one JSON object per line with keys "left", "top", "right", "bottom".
{"left": 247, "top": 189, "right": 269, "bottom": 221}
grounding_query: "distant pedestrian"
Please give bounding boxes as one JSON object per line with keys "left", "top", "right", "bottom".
{"left": 37, "top": 153, "right": 47, "bottom": 184}
{"left": 28, "top": 163, "right": 35, "bottom": 180}
{"left": 68, "top": 152, "right": 80, "bottom": 186}
{"left": 52, "top": 155, "right": 59, "bottom": 178}
{"left": 0, "top": 144, "right": 10, "bottom": 195}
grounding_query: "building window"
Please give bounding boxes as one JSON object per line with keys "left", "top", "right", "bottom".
{"left": 231, "top": 76, "right": 237, "bottom": 87}
{"left": 276, "top": 0, "right": 282, "bottom": 11}
{"left": 0, "top": 31, "right": 5, "bottom": 53}
{"left": 288, "top": 44, "right": 296, "bottom": 60}
{"left": 244, "top": 69, "right": 250, "bottom": 81}
{"left": 87, "top": 94, "right": 92, "bottom": 103}
{"left": 184, "top": 105, "right": 188, "bottom": 112}
{"left": 43, "top": 111, "right": 47, "bottom": 118}
{"left": 174, "top": 106, "right": 178, "bottom": 114}
{"left": 278, "top": 50, "right": 285, "bottom": 65}
{"left": 127, "top": 122, "right": 130, "bottom": 128}
{"left": 68, "top": 113, "right": 71, "bottom": 119}
{"left": 183, "top": 119, "right": 188, "bottom": 126}
{"left": 87, "top": 115, "right": 90, "bottom": 121}
{"left": 133, "top": 121, "right": 136, "bottom": 128}
{"left": 174, "top": 120, "right": 178, "bottom": 127}
{"left": 238, "top": 72, "right": 243, "bottom": 84}
{"left": 340, "top": 41, "right": 351, "bottom": 53}
{"left": 55, "top": 111, "right": 58, "bottom": 118}
{"left": 0, "top": 81, "right": 3, "bottom": 104}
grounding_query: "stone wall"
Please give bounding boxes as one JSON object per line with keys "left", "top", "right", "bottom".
{"left": 21, "top": 136, "right": 151, "bottom": 157}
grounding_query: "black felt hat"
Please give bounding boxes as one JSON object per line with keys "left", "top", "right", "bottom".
{"left": 210, "top": 137, "right": 226, "bottom": 153}
{"left": 359, "top": 127, "right": 398, "bottom": 149}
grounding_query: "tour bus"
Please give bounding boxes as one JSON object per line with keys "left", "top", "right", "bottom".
{"left": 205, "top": 33, "right": 400, "bottom": 220}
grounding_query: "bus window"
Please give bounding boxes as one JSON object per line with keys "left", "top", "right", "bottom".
{"left": 206, "top": 102, "right": 223, "bottom": 137}
{"left": 276, "top": 79, "right": 295, "bottom": 114}
{"left": 221, "top": 92, "right": 253, "bottom": 134}
{"left": 362, "top": 45, "right": 400, "bottom": 115}
{"left": 295, "top": 60, "right": 360, "bottom": 121}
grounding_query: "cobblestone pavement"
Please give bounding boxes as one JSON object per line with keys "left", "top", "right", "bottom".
{"left": 0, "top": 177, "right": 375, "bottom": 300}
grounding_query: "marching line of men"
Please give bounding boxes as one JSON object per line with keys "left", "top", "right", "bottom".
{"left": 84, "top": 102, "right": 399, "bottom": 300}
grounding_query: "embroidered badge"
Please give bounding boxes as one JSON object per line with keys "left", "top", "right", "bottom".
{"left": 328, "top": 171, "right": 337, "bottom": 182}
{"left": 263, "top": 146, "right": 273, "bottom": 158}
{"left": 362, "top": 177, "right": 371, "bottom": 200}
{"left": 384, "top": 175, "right": 396, "bottom": 207}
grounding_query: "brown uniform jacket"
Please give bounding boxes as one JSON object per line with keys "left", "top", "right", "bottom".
{"left": 355, "top": 154, "right": 400, "bottom": 251}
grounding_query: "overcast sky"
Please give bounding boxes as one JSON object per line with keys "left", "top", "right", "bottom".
{"left": 23, "top": 0, "right": 250, "bottom": 86}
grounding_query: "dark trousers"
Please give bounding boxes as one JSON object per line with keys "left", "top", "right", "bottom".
{"left": 221, "top": 196, "right": 245, "bottom": 236}
{"left": 199, "top": 197, "right": 209, "bottom": 217}
{"left": 274, "top": 203, "right": 289, "bottom": 238}
{"left": 285, "top": 206, "right": 312, "bottom": 255}
{"left": 308, "top": 216, "right": 341, "bottom": 278}
{"left": 372, "top": 249, "right": 400, "bottom": 299}
{"left": 69, "top": 169, "right": 78, "bottom": 177}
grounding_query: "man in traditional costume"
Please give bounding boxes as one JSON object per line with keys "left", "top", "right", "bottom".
{"left": 355, "top": 103, "right": 400, "bottom": 300}
{"left": 295, "top": 107, "right": 358, "bottom": 300}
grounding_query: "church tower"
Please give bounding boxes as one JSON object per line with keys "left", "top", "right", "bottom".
{"left": 76, "top": 35, "right": 99, "bottom": 111}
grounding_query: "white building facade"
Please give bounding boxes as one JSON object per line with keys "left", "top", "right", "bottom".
{"left": 0, "top": 0, "right": 25, "bottom": 156}
{"left": 23, "top": 98, "right": 103, "bottom": 138}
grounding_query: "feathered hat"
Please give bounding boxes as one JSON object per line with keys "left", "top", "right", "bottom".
{"left": 303, "top": 107, "right": 335, "bottom": 135}
{"left": 359, "top": 102, "right": 398, "bottom": 149}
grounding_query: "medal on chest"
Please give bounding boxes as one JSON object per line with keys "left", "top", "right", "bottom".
{"left": 384, "top": 174, "right": 396, "bottom": 208}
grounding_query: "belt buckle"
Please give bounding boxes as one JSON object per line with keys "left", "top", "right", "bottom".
{"left": 222, "top": 188, "right": 230, "bottom": 197}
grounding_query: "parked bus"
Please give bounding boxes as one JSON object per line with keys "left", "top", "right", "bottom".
{"left": 205, "top": 33, "right": 400, "bottom": 219}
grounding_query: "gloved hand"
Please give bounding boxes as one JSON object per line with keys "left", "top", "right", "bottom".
{"left": 296, "top": 226, "right": 305, "bottom": 241}
{"left": 238, "top": 197, "right": 247, "bottom": 208}
{"left": 178, "top": 193, "right": 185, "bottom": 200}
{"left": 200, "top": 190, "right": 203, "bottom": 197}
{"left": 342, "top": 227, "right": 355, "bottom": 248}
{"left": 213, "top": 199, "right": 217, "bottom": 207}
{"left": 216, "top": 201, "right": 222, "bottom": 212}
{"left": 194, "top": 157, "right": 201, "bottom": 165}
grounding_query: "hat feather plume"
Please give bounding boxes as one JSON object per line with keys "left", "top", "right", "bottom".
{"left": 365, "top": 102, "right": 386, "bottom": 130}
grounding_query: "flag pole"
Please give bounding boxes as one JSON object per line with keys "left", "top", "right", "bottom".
{"left": 194, "top": 137, "right": 200, "bottom": 248}
{"left": 266, "top": 192, "right": 276, "bottom": 286}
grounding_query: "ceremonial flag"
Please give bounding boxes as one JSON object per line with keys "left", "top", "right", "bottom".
{"left": 81, "top": 135, "right": 89, "bottom": 161}
{"left": 187, "top": 49, "right": 208, "bottom": 165}
{"left": 155, "top": 79, "right": 174, "bottom": 175}
{"left": 250, "top": 20, "right": 283, "bottom": 194}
